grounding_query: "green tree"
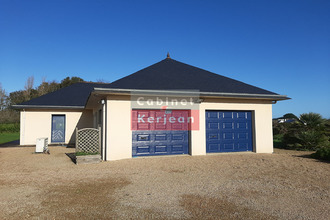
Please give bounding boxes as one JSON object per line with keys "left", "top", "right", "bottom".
{"left": 0, "top": 83, "right": 20, "bottom": 123}
{"left": 8, "top": 90, "right": 27, "bottom": 105}
{"left": 8, "top": 76, "right": 85, "bottom": 106}
{"left": 3, "top": 76, "right": 85, "bottom": 123}
{"left": 37, "top": 79, "right": 59, "bottom": 96}
{"left": 325, "top": 119, "right": 330, "bottom": 138}
{"left": 60, "top": 76, "right": 84, "bottom": 88}
{"left": 273, "top": 120, "right": 289, "bottom": 135}
{"left": 283, "top": 113, "right": 298, "bottom": 120}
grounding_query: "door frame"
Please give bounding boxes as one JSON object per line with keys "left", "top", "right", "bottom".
{"left": 51, "top": 114, "right": 66, "bottom": 143}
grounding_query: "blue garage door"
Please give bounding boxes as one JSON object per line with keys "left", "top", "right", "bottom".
{"left": 132, "top": 110, "right": 189, "bottom": 157}
{"left": 206, "top": 111, "right": 253, "bottom": 153}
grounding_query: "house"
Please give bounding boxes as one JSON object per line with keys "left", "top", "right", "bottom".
{"left": 13, "top": 55, "right": 289, "bottom": 161}
{"left": 273, "top": 117, "right": 297, "bottom": 124}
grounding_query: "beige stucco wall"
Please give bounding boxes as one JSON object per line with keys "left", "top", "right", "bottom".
{"left": 191, "top": 100, "right": 273, "bottom": 155}
{"left": 106, "top": 99, "right": 132, "bottom": 161}
{"left": 103, "top": 97, "right": 274, "bottom": 161}
{"left": 20, "top": 109, "right": 93, "bottom": 145}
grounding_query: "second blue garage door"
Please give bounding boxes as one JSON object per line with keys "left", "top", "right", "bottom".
{"left": 206, "top": 111, "right": 253, "bottom": 153}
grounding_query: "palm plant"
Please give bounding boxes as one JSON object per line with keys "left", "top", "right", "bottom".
{"left": 296, "top": 113, "right": 328, "bottom": 150}
{"left": 283, "top": 112, "right": 329, "bottom": 150}
{"left": 298, "top": 113, "right": 324, "bottom": 129}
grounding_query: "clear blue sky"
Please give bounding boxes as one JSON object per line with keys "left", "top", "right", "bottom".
{"left": 0, "top": 0, "right": 329, "bottom": 118}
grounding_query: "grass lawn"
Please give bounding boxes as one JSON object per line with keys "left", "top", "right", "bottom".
{"left": 0, "top": 132, "right": 19, "bottom": 144}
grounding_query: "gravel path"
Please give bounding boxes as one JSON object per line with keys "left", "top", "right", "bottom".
{"left": 0, "top": 146, "right": 329, "bottom": 219}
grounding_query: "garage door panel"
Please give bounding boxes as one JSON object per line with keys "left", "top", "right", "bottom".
{"left": 155, "top": 123, "right": 166, "bottom": 130}
{"left": 207, "top": 111, "right": 218, "bottom": 118}
{"left": 222, "top": 122, "right": 234, "bottom": 129}
{"left": 208, "top": 122, "right": 219, "bottom": 129}
{"left": 237, "top": 133, "right": 248, "bottom": 139}
{"left": 237, "top": 143, "right": 249, "bottom": 150}
{"left": 172, "top": 144, "right": 185, "bottom": 153}
{"left": 136, "top": 146, "right": 151, "bottom": 155}
{"left": 236, "top": 112, "right": 247, "bottom": 119}
{"left": 172, "top": 133, "right": 185, "bottom": 141}
{"left": 137, "top": 123, "right": 151, "bottom": 130}
{"left": 136, "top": 134, "right": 151, "bottom": 142}
{"left": 171, "top": 123, "right": 184, "bottom": 130}
{"left": 155, "top": 134, "right": 167, "bottom": 141}
{"left": 208, "top": 143, "right": 221, "bottom": 152}
{"left": 206, "top": 110, "right": 253, "bottom": 153}
{"left": 223, "top": 143, "right": 235, "bottom": 150}
{"left": 223, "top": 132, "right": 234, "bottom": 140}
{"left": 208, "top": 133, "right": 219, "bottom": 140}
{"left": 237, "top": 122, "right": 247, "bottom": 129}
{"left": 155, "top": 145, "right": 167, "bottom": 153}
{"left": 223, "top": 112, "right": 233, "bottom": 119}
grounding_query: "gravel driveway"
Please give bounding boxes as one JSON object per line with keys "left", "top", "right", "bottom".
{"left": 0, "top": 146, "right": 329, "bottom": 219}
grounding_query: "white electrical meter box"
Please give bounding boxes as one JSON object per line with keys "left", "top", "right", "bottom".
{"left": 36, "top": 138, "right": 48, "bottom": 153}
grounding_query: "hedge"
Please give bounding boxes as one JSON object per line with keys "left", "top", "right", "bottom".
{"left": 0, "top": 123, "right": 20, "bottom": 133}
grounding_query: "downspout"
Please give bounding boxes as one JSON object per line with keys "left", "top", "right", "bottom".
{"left": 21, "top": 109, "right": 26, "bottom": 145}
{"left": 101, "top": 99, "right": 107, "bottom": 161}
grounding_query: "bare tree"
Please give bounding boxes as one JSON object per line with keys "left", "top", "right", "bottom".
{"left": 96, "top": 78, "right": 110, "bottom": 83}
{"left": 38, "top": 77, "right": 47, "bottom": 96}
{"left": 24, "top": 76, "right": 35, "bottom": 100}
{"left": 0, "top": 83, "right": 8, "bottom": 110}
{"left": 24, "top": 76, "right": 34, "bottom": 91}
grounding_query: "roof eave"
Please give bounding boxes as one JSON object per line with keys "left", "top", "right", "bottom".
{"left": 93, "top": 87, "right": 290, "bottom": 101}
{"left": 199, "top": 93, "right": 290, "bottom": 101}
{"left": 11, "top": 105, "right": 85, "bottom": 110}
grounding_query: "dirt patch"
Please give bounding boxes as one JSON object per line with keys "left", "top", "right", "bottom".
{"left": 38, "top": 178, "right": 130, "bottom": 219}
{"left": 180, "top": 194, "right": 277, "bottom": 220}
{"left": 0, "top": 146, "right": 329, "bottom": 219}
{"left": 0, "top": 178, "right": 130, "bottom": 220}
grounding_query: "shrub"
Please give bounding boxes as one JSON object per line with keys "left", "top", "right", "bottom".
{"left": 273, "top": 134, "right": 284, "bottom": 148}
{"left": 279, "top": 112, "right": 329, "bottom": 151}
{"left": 0, "top": 110, "right": 19, "bottom": 123}
{"left": 0, "top": 123, "right": 20, "bottom": 133}
{"left": 296, "top": 130, "right": 329, "bottom": 151}
{"left": 311, "top": 147, "right": 330, "bottom": 161}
